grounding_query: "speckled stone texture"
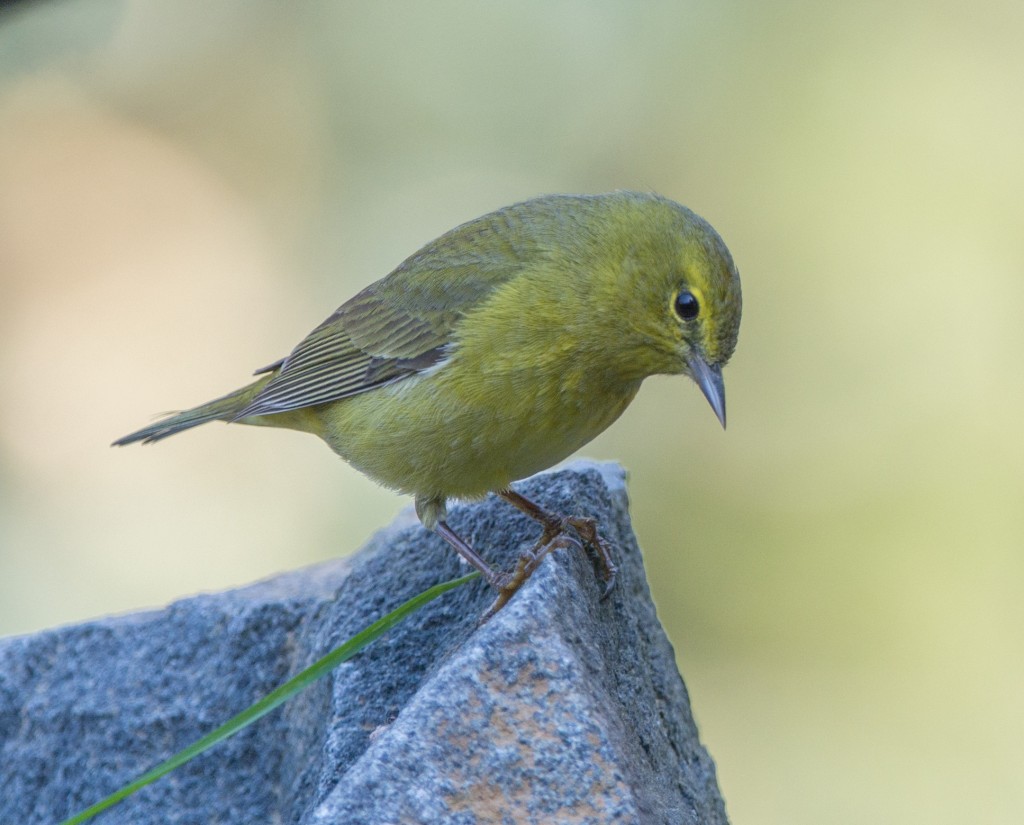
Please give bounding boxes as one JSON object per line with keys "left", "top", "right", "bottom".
{"left": 0, "top": 461, "right": 728, "bottom": 824}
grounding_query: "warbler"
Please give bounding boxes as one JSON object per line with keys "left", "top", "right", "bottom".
{"left": 115, "top": 191, "right": 742, "bottom": 616}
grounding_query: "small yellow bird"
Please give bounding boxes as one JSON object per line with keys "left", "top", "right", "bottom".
{"left": 115, "top": 191, "right": 742, "bottom": 616}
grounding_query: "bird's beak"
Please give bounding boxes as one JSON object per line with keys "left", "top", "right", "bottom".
{"left": 687, "top": 354, "right": 727, "bottom": 429}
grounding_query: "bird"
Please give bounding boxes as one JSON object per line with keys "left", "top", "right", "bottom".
{"left": 114, "top": 191, "right": 742, "bottom": 617}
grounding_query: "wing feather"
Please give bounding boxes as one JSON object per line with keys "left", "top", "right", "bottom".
{"left": 234, "top": 197, "right": 555, "bottom": 419}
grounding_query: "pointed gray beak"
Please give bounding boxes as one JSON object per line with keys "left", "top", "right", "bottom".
{"left": 687, "top": 355, "right": 727, "bottom": 428}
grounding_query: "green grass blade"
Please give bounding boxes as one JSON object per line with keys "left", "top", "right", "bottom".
{"left": 59, "top": 571, "right": 479, "bottom": 825}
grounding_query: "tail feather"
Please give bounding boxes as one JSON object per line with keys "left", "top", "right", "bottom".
{"left": 112, "top": 376, "right": 272, "bottom": 446}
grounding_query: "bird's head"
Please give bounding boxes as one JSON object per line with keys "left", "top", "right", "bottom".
{"left": 612, "top": 194, "right": 742, "bottom": 427}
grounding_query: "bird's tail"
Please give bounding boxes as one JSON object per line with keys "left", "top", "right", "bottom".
{"left": 112, "top": 375, "right": 273, "bottom": 446}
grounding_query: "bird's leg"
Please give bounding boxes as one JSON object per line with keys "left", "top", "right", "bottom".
{"left": 430, "top": 491, "right": 618, "bottom": 622}
{"left": 421, "top": 495, "right": 510, "bottom": 592}
{"left": 498, "top": 488, "right": 618, "bottom": 596}
{"left": 433, "top": 518, "right": 545, "bottom": 620}
{"left": 434, "top": 520, "right": 505, "bottom": 588}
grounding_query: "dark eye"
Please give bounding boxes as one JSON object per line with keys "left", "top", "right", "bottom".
{"left": 674, "top": 290, "right": 700, "bottom": 320}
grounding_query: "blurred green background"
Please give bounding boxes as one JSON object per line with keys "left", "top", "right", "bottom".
{"left": 2, "top": 1, "right": 1022, "bottom": 822}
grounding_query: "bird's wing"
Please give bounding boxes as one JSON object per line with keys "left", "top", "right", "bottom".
{"left": 234, "top": 206, "right": 542, "bottom": 418}
{"left": 233, "top": 308, "right": 439, "bottom": 419}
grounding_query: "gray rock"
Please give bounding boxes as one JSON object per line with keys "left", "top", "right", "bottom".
{"left": 0, "top": 461, "right": 728, "bottom": 824}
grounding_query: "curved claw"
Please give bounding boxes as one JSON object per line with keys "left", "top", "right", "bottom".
{"left": 564, "top": 516, "right": 617, "bottom": 599}
{"left": 598, "top": 561, "right": 618, "bottom": 600}
{"left": 479, "top": 534, "right": 586, "bottom": 623}
{"left": 466, "top": 490, "right": 622, "bottom": 622}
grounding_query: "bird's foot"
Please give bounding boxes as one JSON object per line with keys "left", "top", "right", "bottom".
{"left": 434, "top": 491, "right": 618, "bottom": 623}
{"left": 559, "top": 515, "right": 617, "bottom": 599}
{"left": 480, "top": 532, "right": 592, "bottom": 622}
{"left": 496, "top": 490, "right": 618, "bottom": 602}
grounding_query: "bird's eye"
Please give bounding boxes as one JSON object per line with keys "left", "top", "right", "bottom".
{"left": 674, "top": 290, "right": 700, "bottom": 321}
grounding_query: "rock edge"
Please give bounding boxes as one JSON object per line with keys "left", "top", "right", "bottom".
{"left": 0, "top": 461, "right": 728, "bottom": 825}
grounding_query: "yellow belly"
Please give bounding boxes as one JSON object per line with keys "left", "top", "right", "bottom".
{"left": 310, "top": 358, "right": 641, "bottom": 500}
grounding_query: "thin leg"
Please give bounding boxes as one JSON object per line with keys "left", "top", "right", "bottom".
{"left": 435, "top": 517, "right": 552, "bottom": 620}
{"left": 432, "top": 491, "right": 618, "bottom": 622}
{"left": 499, "top": 489, "right": 618, "bottom": 597}
{"left": 434, "top": 520, "right": 503, "bottom": 588}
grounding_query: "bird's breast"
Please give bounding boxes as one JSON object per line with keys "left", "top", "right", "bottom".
{"left": 314, "top": 351, "right": 640, "bottom": 501}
